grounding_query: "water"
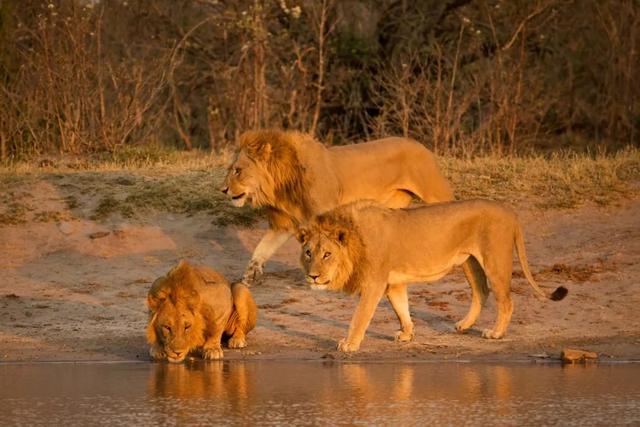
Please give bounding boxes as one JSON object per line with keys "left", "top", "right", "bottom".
{"left": 1, "top": 361, "right": 639, "bottom": 426}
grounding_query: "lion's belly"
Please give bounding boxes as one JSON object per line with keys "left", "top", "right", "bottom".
{"left": 388, "top": 270, "right": 450, "bottom": 284}
{"left": 387, "top": 253, "right": 470, "bottom": 284}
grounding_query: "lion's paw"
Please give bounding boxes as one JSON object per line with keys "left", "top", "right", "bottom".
{"left": 228, "top": 336, "right": 247, "bottom": 349}
{"left": 203, "top": 346, "right": 224, "bottom": 360}
{"left": 337, "top": 338, "right": 360, "bottom": 352}
{"left": 242, "top": 261, "right": 264, "bottom": 286}
{"left": 394, "top": 329, "right": 415, "bottom": 342}
{"left": 482, "top": 329, "right": 504, "bottom": 340}
{"left": 149, "top": 346, "right": 166, "bottom": 361}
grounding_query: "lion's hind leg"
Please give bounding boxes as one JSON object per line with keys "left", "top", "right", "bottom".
{"left": 455, "top": 257, "right": 489, "bottom": 333}
{"left": 386, "top": 283, "right": 415, "bottom": 342}
{"left": 481, "top": 256, "right": 514, "bottom": 340}
{"left": 227, "top": 282, "right": 258, "bottom": 349}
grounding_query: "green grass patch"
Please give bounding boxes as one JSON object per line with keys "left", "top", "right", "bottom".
{"left": 0, "top": 148, "right": 638, "bottom": 226}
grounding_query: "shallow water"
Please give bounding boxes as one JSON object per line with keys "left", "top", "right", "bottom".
{"left": 1, "top": 361, "right": 639, "bottom": 426}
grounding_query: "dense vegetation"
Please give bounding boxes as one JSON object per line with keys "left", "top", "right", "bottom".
{"left": 1, "top": 0, "right": 638, "bottom": 160}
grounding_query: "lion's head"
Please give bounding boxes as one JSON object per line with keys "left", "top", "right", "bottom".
{"left": 147, "top": 261, "right": 206, "bottom": 363}
{"left": 221, "top": 129, "right": 311, "bottom": 216}
{"left": 296, "top": 211, "right": 366, "bottom": 294}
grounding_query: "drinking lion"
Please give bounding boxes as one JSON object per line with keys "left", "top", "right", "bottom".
{"left": 146, "top": 260, "right": 257, "bottom": 362}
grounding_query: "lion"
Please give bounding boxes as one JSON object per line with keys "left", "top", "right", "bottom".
{"left": 146, "top": 260, "right": 257, "bottom": 362}
{"left": 296, "top": 200, "right": 568, "bottom": 352}
{"left": 221, "top": 129, "right": 454, "bottom": 285}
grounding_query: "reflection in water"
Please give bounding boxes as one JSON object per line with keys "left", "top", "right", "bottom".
{"left": 0, "top": 362, "right": 639, "bottom": 425}
{"left": 148, "top": 361, "right": 253, "bottom": 424}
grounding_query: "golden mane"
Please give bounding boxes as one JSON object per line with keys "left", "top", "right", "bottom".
{"left": 238, "top": 129, "right": 312, "bottom": 222}
{"left": 146, "top": 262, "right": 205, "bottom": 349}
{"left": 146, "top": 261, "right": 258, "bottom": 361}
{"left": 313, "top": 208, "right": 368, "bottom": 295}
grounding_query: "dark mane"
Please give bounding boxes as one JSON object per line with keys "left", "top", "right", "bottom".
{"left": 238, "top": 130, "right": 313, "bottom": 223}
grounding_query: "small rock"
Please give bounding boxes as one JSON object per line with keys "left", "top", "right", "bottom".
{"left": 562, "top": 348, "right": 598, "bottom": 363}
{"left": 321, "top": 352, "right": 335, "bottom": 360}
{"left": 58, "top": 222, "right": 74, "bottom": 235}
{"left": 528, "top": 352, "right": 551, "bottom": 359}
{"left": 89, "top": 231, "right": 110, "bottom": 240}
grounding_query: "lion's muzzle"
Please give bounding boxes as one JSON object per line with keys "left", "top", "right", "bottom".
{"left": 166, "top": 349, "right": 187, "bottom": 363}
{"left": 230, "top": 192, "right": 247, "bottom": 207}
{"left": 306, "top": 274, "right": 330, "bottom": 290}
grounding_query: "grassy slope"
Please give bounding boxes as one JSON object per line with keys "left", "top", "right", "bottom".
{"left": 1, "top": 148, "right": 638, "bottom": 226}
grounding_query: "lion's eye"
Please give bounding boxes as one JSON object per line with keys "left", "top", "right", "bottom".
{"left": 234, "top": 167, "right": 241, "bottom": 176}
{"left": 184, "top": 323, "right": 191, "bottom": 331}
{"left": 323, "top": 252, "right": 331, "bottom": 259}
{"left": 305, "top": 249, "right": 312, "bottom": 258}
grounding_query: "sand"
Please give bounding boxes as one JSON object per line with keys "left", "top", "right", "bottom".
{"left": 1, "top": 178, "right": 639, "bottom": 362}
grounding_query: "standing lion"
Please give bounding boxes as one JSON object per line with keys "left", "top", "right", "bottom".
{"left": 147, "top": 260, "right": 257, "bottom": 363}
{"left": 296, "top": 200, "right": 568, "bottom": 352}
{"left": 221, "top": 129, "right": 455, "bottom": 285}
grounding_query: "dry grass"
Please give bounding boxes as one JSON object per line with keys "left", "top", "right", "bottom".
{"left": 443, "top": 147, "right": 640, "bottom": 208}
{"left": 0, "top": 148, "right": 638, "bottom": 226}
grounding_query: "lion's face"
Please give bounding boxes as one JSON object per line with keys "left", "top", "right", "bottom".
{"left": 152, "top": 300, "right": 204, "bottom": 363}
{"left": 148, "top": 271, "right": 206, "bottom": 364}
{"left": 298, "top": 227, "right": 351, "bottom": 291}
{"left": 221, "top": 151, "right": 263, "bottom": 207}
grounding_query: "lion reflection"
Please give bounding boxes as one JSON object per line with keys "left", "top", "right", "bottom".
{"left": 324, "top": 363, "right": 515, "bottom": 419}
{"left": 148, "top": 361, "right": 253, "bottom": 419}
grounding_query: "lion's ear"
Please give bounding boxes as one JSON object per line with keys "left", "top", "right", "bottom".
{"left": 253, "top": 141, "right": 272, "bottom": 162}
{"left": 168, "top": 259, "right": 191, "bottom": 277}
{"left": 335, "top": 227, "right": 349, "bottom": 246}
{"left": 148, "top": 277, "right": 169, "bottom": 312}
{"left": 295, "top": 226, "right": 309, "bottom": 244}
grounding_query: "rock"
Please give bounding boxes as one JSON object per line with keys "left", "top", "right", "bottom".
{"left": 528, "top": 352, "right": 551, "bottom": 359}
{"left": 88, "top": 231, "right": 110, "bottom": 240}
{"left": 562, "top": 348, "right": 598, "bottom": 363}
{"left": 58, "top": 222, "right": 74, "bottom": 235}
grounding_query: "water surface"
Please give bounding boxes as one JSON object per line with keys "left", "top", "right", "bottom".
{"left": 1, "top": 361, "right": 639, "bottom": 426}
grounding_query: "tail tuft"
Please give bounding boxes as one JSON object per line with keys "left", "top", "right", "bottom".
{"left": 550, "top": 286, "right": 568, "bottom": 301}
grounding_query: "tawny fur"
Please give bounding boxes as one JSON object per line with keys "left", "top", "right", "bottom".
{"left": 146, "top": 260, "right": 257, "bottom": 362}
{"left": 297, "top": 200, "right": 567, "bottom": 352}
{"left": 222, "top": 129, "right": 454, "bottom": 284}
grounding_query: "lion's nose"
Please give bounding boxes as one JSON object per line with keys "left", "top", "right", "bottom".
{"left": 221, "top": 187, "right": 229, "bottom": 194}
{"left": 308, "top": 274, "right": 320, "bottom": 282}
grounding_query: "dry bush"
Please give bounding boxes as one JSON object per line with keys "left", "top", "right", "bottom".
{"left": 369, "top": 0, "right": 639, "bottom": 155}
{"left": 0, "top": 1, "right": 171, "bottom": 159}
{"left": 0, "top": 0, "right": 637, "bottom": 159}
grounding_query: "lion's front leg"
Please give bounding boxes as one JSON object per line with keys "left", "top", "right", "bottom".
{"left": 338, "top": 285, "right": 386, "bottom": 352}
{"left": 242, "top": 260, "right": 264, "bottom": 286}
{"left": 386, "top": 283, "right": 415, "bottom": 342}
{"left": 202, "top": 327, "right": 225, "bottom": 360}
{"left": 243, "top": 229, "right": 291, "bottom": 286}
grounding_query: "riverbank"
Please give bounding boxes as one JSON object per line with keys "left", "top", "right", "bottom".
{"left": 1, "top": 153, "right": 639, "bottom": 362}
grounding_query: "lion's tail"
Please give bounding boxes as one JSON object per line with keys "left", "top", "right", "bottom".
{"left": 514, "top": 225, "right": 568, "bottom": 301}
